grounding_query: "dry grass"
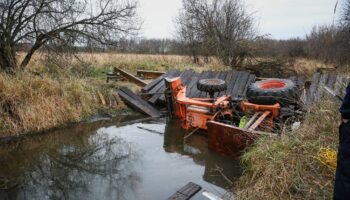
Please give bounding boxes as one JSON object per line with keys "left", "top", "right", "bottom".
{"left": 20, "top": 52, "right": 229, "bottom": 73}
{"left": 293, "top": 58, "right": 336, "bottom": 75}
{"left": 0, "top": 69, "right": 129, "bottom": 137}
{"left": 235, "top": 99, "right": 339, "bottom": 200}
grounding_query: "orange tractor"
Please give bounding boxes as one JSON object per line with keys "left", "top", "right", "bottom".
{"left": 164, "top": 77, "right": 298, "bottom": 157}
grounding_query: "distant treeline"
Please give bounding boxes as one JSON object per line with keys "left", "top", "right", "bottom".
{"left": 254, "top": 26, "right": 350, "bottom": 65}
{"left": 17, "top": 26, "right": 350, "bottom": 67}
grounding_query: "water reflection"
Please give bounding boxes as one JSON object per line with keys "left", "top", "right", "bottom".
{"left": 0, "top": 116, "right": 142, "bottom": 200}
{"left": 163, "top": 118, "right": 242, "bottom": 189}
{"left": 0, "top": 116, "right": 240, "bottom": 200}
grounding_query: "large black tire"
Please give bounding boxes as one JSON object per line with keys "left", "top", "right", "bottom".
{"left": 247, "top": 79, "right": 298, "bottom": 106}
{"left": 197, "top": 79, "right": 227, "bottom": 93}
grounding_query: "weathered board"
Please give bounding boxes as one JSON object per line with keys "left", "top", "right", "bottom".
{"left": 114, "top": 68, "right": 147, "bottom": 87}
{"left": 117, "top": 87, "right": 161, "bottom": 118}
{"left": 302, "top": 72, "right": 349, "bottom": 105}
{"left": 167, "top": 182, "right": 202, "bottom": 200}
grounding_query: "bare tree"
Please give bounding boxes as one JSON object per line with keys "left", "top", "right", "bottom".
{"left": 176, "top": 9, "right": 202, "bottom": 64}
{"left": 176, "top": 0, "right": 256, "bottom": 67}
{"left": 341, "top": 0, "right": 350, "bottom": 29}
{"left": 0, "top": 0, "right": 139, "bottom": 73}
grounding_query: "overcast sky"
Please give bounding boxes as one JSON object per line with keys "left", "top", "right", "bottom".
{"left": 138, "top": 0, "right": 339, "bottom": 39}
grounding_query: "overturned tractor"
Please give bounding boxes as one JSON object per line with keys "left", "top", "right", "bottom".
{"left": 164, "top": 77, "right": 299, "bottom": 157}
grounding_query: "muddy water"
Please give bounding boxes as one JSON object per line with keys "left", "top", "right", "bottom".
{"left": 0, "top": 116, "right": 241, "bottom": 200}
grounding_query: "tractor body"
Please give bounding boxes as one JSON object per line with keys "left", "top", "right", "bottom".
{"left": 164, "top": 77, "right": 282, "bottom": 156}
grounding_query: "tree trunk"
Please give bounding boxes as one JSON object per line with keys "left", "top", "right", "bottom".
{"left": 0, "top": 44, "right": 18, "bottom": 73}
{"left": 20, "top": 41, "right": 43, "bottom": 69}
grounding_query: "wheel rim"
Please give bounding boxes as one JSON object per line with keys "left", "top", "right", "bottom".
{"left": 259, "top": 80, "right": 286, "bottom": 89}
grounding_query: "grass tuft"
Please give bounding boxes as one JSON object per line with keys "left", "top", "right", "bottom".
{"left": 235, "top": 99, "right": 339, "bottom": 200}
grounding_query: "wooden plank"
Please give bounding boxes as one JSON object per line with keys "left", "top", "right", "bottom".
{"left": 242, "top": 74, "right": 256, "bottom": 97}
{"left": 235, "top": 71, "right": 251, "bottom": 98}
{"left": 334, "top": 75, "right": 345, "bottom": 96}
{"left": 222, "top": 71, "right": 235, "bottom": 96}
{"left": 231, "top": 71, "right": 248, "bottom": 98}
{"left": 307, "top": 72, "right": 321, "bottom": 104}
{"left": 117, "top": 87, "right": 161, "bottom": 118}
{"left": 167, "top": 182, "right": 202, "bottom": 200}
{"left": 114, "top": 68, "right": 147, "bottom": 87}
{"left": 142, "top": 70, "right": 175, "bottom": 92}
{"left": 181, "top": 69, "right": 195, "bottom": 85}
{"left": 148, "top": 71, "right": 182, "bottom": 104}
{"left": 314, "top": 73, "right": 329, "bottom": 101}
{"left": 326, "top": 74, "right": 337, "bottom": 89}
{"left": 148, "top": 70, "right": 180, "bottom": 96}
{"left": 297, "top": 76, "right": 307, "bottom": 104}
{"left": 158, "top": 71, "right": 187, "bottom": 102}
{"left": 186, "top": 72, "right": 200, "bottom": 97}
{"left": 226, "top": 71, "right": 239, "bottom": 96}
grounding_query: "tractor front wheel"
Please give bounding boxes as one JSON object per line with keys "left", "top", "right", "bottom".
{"left": 197, "top": 79, "right": 227, "bottom": 93}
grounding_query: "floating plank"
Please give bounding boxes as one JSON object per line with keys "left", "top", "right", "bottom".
{"left": 114, "top": 68, "right": 147, "bottom": 87}
{"left": 117, "top": 87, "right": 161, "bottom": 118}
{"left": 167, "top": 182, "right": 202, "bottom": 200}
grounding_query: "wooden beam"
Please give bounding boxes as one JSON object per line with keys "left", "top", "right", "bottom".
{"left": 244, "top": 112, "right": 261, "bottom": 129}
{"left": 248, "top": 111, "right": 271, "bottom": 131}
{"left": 117, "top": 87, "right": 161, "bottom": 118}
{"left": 114, "top": 68, "right": 147, "bottom": 87}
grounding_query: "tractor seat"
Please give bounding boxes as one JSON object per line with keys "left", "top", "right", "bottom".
{"left": 187, "top": 105, "right": 210, "bottom": 114}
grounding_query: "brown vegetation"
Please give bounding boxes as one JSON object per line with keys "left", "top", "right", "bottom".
{"left": 235, "top": 100, "right": 339, "bottom": 199}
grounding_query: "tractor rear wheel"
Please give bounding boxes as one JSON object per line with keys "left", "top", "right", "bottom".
{"left": 247, "top": 79, "right": 297, "bottom": 106}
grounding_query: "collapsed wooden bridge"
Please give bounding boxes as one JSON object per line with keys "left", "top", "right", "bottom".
{"left": 116, "top": 68, "right": 348, "bottom": 117}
